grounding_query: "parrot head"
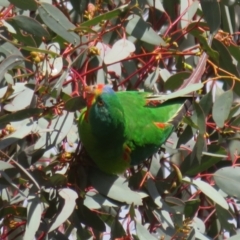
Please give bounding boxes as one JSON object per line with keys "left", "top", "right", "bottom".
{"left": 84, "top": 84, "right": 125, "bottom": 139}
{"left": 85, "top": 84, "right": 113, "bottom": 108}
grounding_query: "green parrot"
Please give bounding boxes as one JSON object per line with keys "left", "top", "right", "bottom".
{"left": 78, "top": 84, "right": 191, "bottom": 174}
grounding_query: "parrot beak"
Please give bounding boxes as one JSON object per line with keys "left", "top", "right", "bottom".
{"left": 84, "top": 84, "right": 105, "bottom": 107}
{"left": 84, "top": 85, "right": 94, "bottom": 94}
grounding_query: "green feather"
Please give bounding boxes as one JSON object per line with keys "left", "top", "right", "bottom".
{"left": 78, "top": 85, "right": 191, "bottom": 174}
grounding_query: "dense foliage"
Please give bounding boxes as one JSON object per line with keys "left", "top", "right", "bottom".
{"left": 1, "top": 0, "right": 240, "bottom": 239}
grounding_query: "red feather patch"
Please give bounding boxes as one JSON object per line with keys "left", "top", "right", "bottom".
{"left": 123, "top": 145, "right": 131, "bottom": 162}
{"left": 154, "top": 122, "right": 167, "bottom": 129}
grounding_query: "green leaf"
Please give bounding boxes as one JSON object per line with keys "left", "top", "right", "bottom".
{"left": 122, "top": 60, "right": 138, "bottom": 86}
{"left": 228, "top": 133, "right": 240, "bottom": 161}
{"left": 184, "top": 145, "right": 227, "bottom": 176}
{"left": 165, "top": 72, "right": 191, "bottom": 91}
{"left": 191, "top": 133, "right": 205, "bottom": 163}
{"left": 199, "top": 91, "right": 213, "bottom": 115}
{"left": 104, "top": 39, "right": 135, "bottom": 64}
{"left": 146, "top": 0, "right": 165, "bottom": 12}
{"left": 228, "top": 103, "right": 240, "bottom": 120}
{"left": 129, "top": 203, "right": 136, "bottom": 220}
{"left": 48, "top": 188, "right": 78, "bottom": 232}
{"left": 153, "top": 209, "right": 174, "bottom": 229}
{"left": 212, "top": 90, "right": 233, "bottom": 128}
{"left": 0, "top": 161, "right": 14, "bottom": 170}
{"left": 159, "top": 68, "right": 171, "bottom": 83}
{"left": 80, "top": 3, "right": 130, "bottom": 27}
{"left": 215, "top": 204, "right": 235, "bottom": 234}
{"left": 147, "top": 178, "right": 163, "bottom": 208}
{"left": 0, "top": 119, "right": 34, "bottom": 150}
{"left": 23, "top": 195, "right": 42, "bottom": 240}
{"left": 90, "top": 169, "right": 142, "bottom": 205}
{"left": 8, "top": 0, "right": 37, "bottom": 10}
{"left": 228, "top": 234, "right": 240, "bottom": 240}
{"left": 192, "top": 217, "right": 206, "bottom": 234}
{"left": 65, "top": 97, "right": 86, "bottom": 112}
{"left": 0, "top": 42, "right": 23, "bottom": 61}
{"left": 147, "top": 83, "right": 203, "bottom": 101}
{"left": 229, "top": 115, "right": 240, "bottom": 128}
{"left": 76, "top": 200, "right": 106, "bottom": 232}
{"left": 214, "top": 166, "right": 240, "bottom": 200}
{"left": 0, "top": 171, "right": 28, "bottom": 198}
{"left": 72, "top": 213, "right": 92, "bottom": 240}
{"left": 125, "top": 14, "right": 166, "bottom": 46}
{"left": 184, "top": 200, "right": 200, "bottom": 219}
{"left": 34, "top": 111, "right": 74, "bottom": 149}
{"left": 0, "top": 206, "right": 26, "bottom": 219}
{"left": 111, "top": 217, "right": 126, "bottom": 239}
{"left": 0, "top": 55, "right": 25, "bottom": 82}
{"left": 0, "top": 108, "right": 43, "bottom": 124}
{"left": 177, "top": 124, "right": 194, "bottom": 147}
{"left": 11, "top": 26, "right": 37, "bottom": 47}
{"left": 49, "top": 174, "right": 68, "bottom": 187}
{"left": 84, "top": 191, "right": 119, "bottom": 209}
{"left": 6, "top": 16, "right": 50, "bottom": 39}
{"left": 228, "top": 44, "right": 240, "bottom": 63}
{"left": 144, "top": 68, "right": 160, "bottom": 89}
{"left": 180, "top": 1, "right": 199, "bottom": 29}
{"left": 20, "top": 46, "right": 59, "bottom": 57}
{"left": 11, "top": 159, "right": 40, "bottom": 190}
{"left": 135, "top": 221, "right": 158, "bottom": 240}
{"left": 212, "top": 39, "right": 240, "bottom": 96}
{"left": 38, "top": 3, "right": 80, "bottom": 45}
{"left": 184, "top": 177, "right": 229, "bottom": 210}
{"left": 166, "top": 201, "right": 185, "bottom": 219}
{"left": 4, "top": 88, "right": 34, "bottom": 111}
{"left": 187, "top": 22, "right": 219, "bottom": 63}
{"left": 200, "top": 0, "right": 221, "bottom": 34}
{"left": 193, "top": 101, "right": 206, "bottom": 134}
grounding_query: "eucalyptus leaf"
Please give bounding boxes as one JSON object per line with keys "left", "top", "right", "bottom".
{"left": 214, "top": 166, "right": 240, "bottom": 200}
{"left": 34, "top": 111, "right": 74, "bottom": 149}
{"left": 212, "top": 90, "right": 233, "bottom": 128}
{"left": 6, "top": 16, "right": 50, "bottom": 39}
{"left": 84, "top": 191, "right": 119, "bottom": 209}
{"left": 23, "top": 195, "right": 42, "bottom": 240}
{"left": 80, "top": 3, "right": 130, "bottom": 27}
{"left": 200, "top": 0, "right": 221, "bottom": 34}
{"left": 48, "top": 188, "right": 78, "bottom": 232}
{"left": 8, "top": 0, "right": 37, "bottom": 10}
{"left": 147, "top": 83, "right": 203, "bottom": 101}
{"left": 38, "top": 3, "right": 80, "bottom": 45}
{"left": 90, "top": 169, "right": 142, "bottom": 205}
{"left": 125, "top": 14, "right": 166, "bottom": 46}
{"left": 183, "top": 177, "right": 229, "bottom": 210}
{"left": 0, "top": 55, "right": 25, "bottom": 82}
{"left": 135, "top": 221, "right": 158, "bottom": 240}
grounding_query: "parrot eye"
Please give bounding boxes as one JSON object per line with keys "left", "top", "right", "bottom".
{"left": 97, "top": 98, "right": 104, "bottom": 107}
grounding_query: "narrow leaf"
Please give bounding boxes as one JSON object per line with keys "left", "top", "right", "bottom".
{"left": 212, "top": 90, "right": 233, "bottom": 128}
{"left": 135, "top": 221, "right": 158, "bottom": 240}
{"left": 183, "top": 177, "right": 229, "bottom": 210}
{"left": 8, "top": 0, "right": 37, "bottom": 10}
{"left": 48, "top": 188, "right": 78, "bottom": 232}
{"left": 80, "top": 3, "right": 129, "bottom": 27}
{"left": 200, "top": 0, "right": 221, "bottom": 33}
{"left": 23, "top": 195, "right": 42, "bottom": 240}
{"left": 125, "top": 14, "right": 166, "bottom": 46}
{"left": 90, "top": 169, "right": 142, "bottom": 205}
{"left": 214, "top": 166, "right": 240, "bottom": 200}
{"left": 147, "top": 83, "right": 203, "bottom": 101}
{"left": 38, "top": 3, "right": 80, "bottom": 45}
